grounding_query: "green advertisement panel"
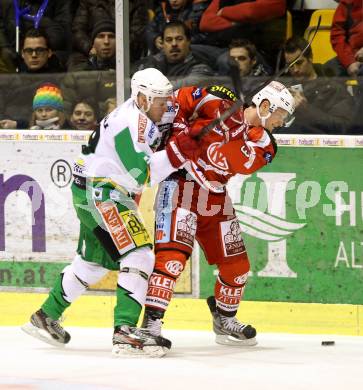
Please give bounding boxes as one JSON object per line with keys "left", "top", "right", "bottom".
{"left": 200, "top": 146, "right": 363, "bottom": 305}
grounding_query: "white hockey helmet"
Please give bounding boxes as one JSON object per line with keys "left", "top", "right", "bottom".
{"left": 252, "top": 81, "right": 295, "bottom": 127}
{"left": 131, "top": 68, "right": 173, "bottom": 112}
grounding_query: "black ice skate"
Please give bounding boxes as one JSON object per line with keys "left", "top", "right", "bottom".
{"left": 21, "top": 309, "right": 71, "bottom": 347}
{"left": 112, "top": 325, "right": 171, "bottom": 358}
{"left": 207, "top": 296, "right": 257, "bottom": 346}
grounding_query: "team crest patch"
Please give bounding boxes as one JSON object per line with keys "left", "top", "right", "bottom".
{"left": 220, "top": 218, "right": 246, "bottom": 257}
{"left": 173, "top": 208, "right": 197, "bottom": 248}
{"left": 138, "top": 114, "right": 147, "bottom": 143}
{"left": 165, "top": 260, "right": 184, "bottom": 276}
{"left": 207, "top": 142, "right": 229, "bottom": 170}
{"left": 263, "top": 152, "right": 273, "bottom": 163}
{"left": 192, "top": 88, "right": 203, "bottom": 100}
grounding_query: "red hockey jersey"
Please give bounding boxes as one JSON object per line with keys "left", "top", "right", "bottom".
{"left": 171, "top": 86, "right": 277, "bottom": 193}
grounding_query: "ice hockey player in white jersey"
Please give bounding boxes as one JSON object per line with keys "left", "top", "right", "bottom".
{"left": 22, "top": 68, "right": 179, "bottom": 358}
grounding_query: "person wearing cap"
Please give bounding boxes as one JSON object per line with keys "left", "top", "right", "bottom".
{"left": 86, "top": 18, "right": 116, "bottom": 71}
{"left": 0, "top": 82, "right": 67, "bottom": 130}
{"left": 61, "top": 19, "right": 116, "bottom": 117}
{"left": 28, "top": 83, "right": 68, "bottom": 130}
{"left": 69, "top": 0, "right": 147, "bottom": 71}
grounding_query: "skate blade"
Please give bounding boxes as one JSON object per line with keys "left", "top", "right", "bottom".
{"left": 215, "top": 334, "right": 258, "bottom": 347}
{"left": 21, "top": 322, "right": 66, "bottom": 348}
{"left": 112, "top": 343, "right": 168, "bottom": 358}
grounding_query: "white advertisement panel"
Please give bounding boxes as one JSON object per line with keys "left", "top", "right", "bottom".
{"left": 0, "top": 130, "right": 90, "bottom": 262}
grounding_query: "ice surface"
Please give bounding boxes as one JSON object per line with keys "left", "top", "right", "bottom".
{"left": 0, "top": 327, "right": 362, "bottom": 390}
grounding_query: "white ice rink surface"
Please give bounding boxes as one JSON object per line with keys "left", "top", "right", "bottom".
{"left": 0, "top": 327, "right": 362, "bottom": 390}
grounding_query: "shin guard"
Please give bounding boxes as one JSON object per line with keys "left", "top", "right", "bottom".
{"left": 145, "top": 250, "right": 188, "bottom": 312}
{"left": 214, "top": 256, "right": 250, "bottom": 317}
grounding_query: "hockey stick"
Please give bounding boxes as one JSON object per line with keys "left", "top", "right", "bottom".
{"left": 196, "top": 15, "right": 322, "bottom": 140}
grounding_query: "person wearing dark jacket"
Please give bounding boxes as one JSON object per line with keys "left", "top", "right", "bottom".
{"left": 146, "top": 0, "right": 194, "bottom": 54}
{"left": 277, "top": 36, "right": 354, "bottom": 135}
{"left": 0, "top": 29, "right": 64, "bottom": 129}
{"left": 0, "top": 0, "right": 72, "bottom": 69}
{"left": 19, "top": 28, "right": 65, "bottom": 73}
{"left": 135, "top": 21, "right": 213, "bottom": 88}
{"left": 62, "top": 19, "right": 116, "bottom": 116}
{"left": 69, "top": 0, "right": 147, "bottom": 70}
{"left": 80, "top": 19, "right": 116, "bottom": 71}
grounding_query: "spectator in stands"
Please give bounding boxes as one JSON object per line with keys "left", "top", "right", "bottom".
{"left": 216, "top": 38, "right": 271, "bottom": 97}
{"left": 104, "top": 97, "right": 117, "bottom": 115}
{"left": 228, "top": 39, "right": 270, "bottom": 77}
{"left": 134, "top": 21, "right": 214, "bottom": 87}
{"left": 146, "top": 0, "right": 223, "bottom": 70}
{"left": 69, "top": 99, "right": 99, "bottom": 131}
{"left": 199, "top": 0, "right": 286, "bottom": 69}
{"left": 29, "top": 83, "right": 69, "bottom": 130}
{"left": 146, "top": 0, "right": 194, "bottom": 54}
{"left": 69, "top": 0, "right": 147, "bottom": 70}
{"left": 329, "top": 0, "right": 363, "bottom": 77}
{"left": 277, "top": 36, "right": 354, "bottom": 134}
{"left": 83, "top": 19, "right": 116, "bottom": 71}
{"left": 62, "top": 19, "right": 116, "bottom": 116}
{"left": 0, "top": 29, "right": 64, "bottom": 129}
{"left": 0, "top": 0, "right": 72, "bottom": 69}
{"left": 19, "top": 28, "right": 64, "bottom": 73}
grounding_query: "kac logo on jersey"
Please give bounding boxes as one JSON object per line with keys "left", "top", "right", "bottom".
{"left": 192, "top": 88, "right": 203, "bottom": 100}
{"left": 207, "top": 142, "right": 229, "bottom": 170}
{"left": 263, "top": 152, "right": 273, "bottom": 163}
{"left": 165, "top": 260, "right": 184, "bottom": 276}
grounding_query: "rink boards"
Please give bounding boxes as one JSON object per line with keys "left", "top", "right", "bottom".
{"left": 0, "top": 130, "right": 363, "bottom": 334}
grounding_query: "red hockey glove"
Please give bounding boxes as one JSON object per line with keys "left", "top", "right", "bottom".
{"left": 165, "top": 130, "right": 199, "bottom": 168}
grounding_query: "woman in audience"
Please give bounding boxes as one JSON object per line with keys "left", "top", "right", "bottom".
{"left": 69, "top": 99, "right": 99, "bottom": 131}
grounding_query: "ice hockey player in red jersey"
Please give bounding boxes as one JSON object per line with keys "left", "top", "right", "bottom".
{"left": 142, "top": 81, "right": 295, "bottom": 349}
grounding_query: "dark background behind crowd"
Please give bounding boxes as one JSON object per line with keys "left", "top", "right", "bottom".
{"left": 0, "top": 0, "right": 362, "bottom": 134}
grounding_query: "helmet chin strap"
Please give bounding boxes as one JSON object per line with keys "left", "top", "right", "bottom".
{"left": 136, "top": 95, "right": 153, "bottom": 115}
{"left": 144, "top": 97, "right": 152, "bottom": 113}
{"left": 256, "top": 104, "right": 271, "bottom": 128}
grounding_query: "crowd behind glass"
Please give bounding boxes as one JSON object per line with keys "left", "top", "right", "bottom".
{"left": 0, "top": 0, "right": 362, "bottom": 134}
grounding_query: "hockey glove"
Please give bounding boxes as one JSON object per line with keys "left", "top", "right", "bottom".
{"left": 165, "top": 130, "right": 199, "bottom": 169}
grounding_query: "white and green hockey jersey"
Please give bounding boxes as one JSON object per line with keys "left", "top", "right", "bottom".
{"left": 76, "top": 98, "right": 176, "bottom": 194}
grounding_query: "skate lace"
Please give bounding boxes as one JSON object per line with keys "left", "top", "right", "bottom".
{"left": 50, "top": 320, "right": 66, "bottom": 336}
{"left": 144, "top": 317, "right": 162, "bottom": 337}
{"left": 221, "top": 316, "right": 246, "bottom": 333}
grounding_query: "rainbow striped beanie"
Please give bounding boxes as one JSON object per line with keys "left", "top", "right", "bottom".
{"left": 33, "top": 83, "right": 64, "bottom": 111}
